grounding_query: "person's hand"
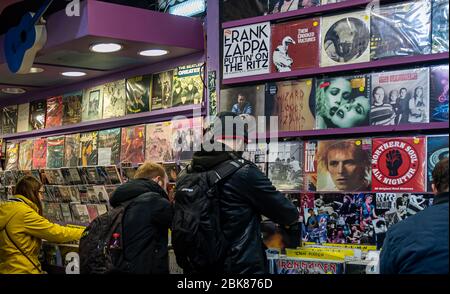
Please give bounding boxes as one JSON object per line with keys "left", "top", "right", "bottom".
{"left": 386, "top": 149, "right": 403, "bottom": 176}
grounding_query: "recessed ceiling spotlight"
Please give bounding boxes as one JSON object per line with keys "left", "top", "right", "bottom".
{"left": 29, "top": 67, "right": 44, "bottom": 73}
{"left": 139, "top": 49, "right": 169, "bottom": 57}
{"left": 1, "top": 87, "right": 26, "bottom": 94}
{"left": 90, "top": 43, "right": 123, "bottom": 53}
{"left": 61, "top": 71, "right": 87, "bottom": 77}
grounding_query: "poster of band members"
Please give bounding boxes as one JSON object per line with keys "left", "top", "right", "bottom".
{"left": 29, "top": 99, "right": 46, "bottom": 130}
{"left": 146, "top": 121, "right": 174, "bottom": 163}
{"left": 32, "top": 138, "right": 47, "bottom": 169}
{"left": 223, "top": 22, "right": 271, "bottom": 79}
{"left": 102, "top": 79, "right": 126, "bottom": 119}
{"left": 126, "top": 75, "right": 151, "bottom": 114}
{"left": 64, "top": 134, "right": 81, "bottom": 167}
{"left": 303, "top": 141, "right": 317, "bottom": 191}
{"left": 302, "top": 193, "right": 376, "bottom": 245}
{"left": 221, "top": 0, "right": 268, "bottom": 22}
{"left": 45, "top": 96, "right": 63, "bottom": 128}
{"left": 82, "top": 85, "right": 104, "bottom": 121}
{"left": 320, "top": 10, "right": 370, "bottom": 67}
{"left": 432, "top": 0, "right": 449, "bottom": 53}
{"left": 317, "top": 139, "right": 372, "bottom": 192}
{"left": 172, "top": 64, "right": 204, "bottom": 107}
{"left": 430, "top": 65, "right": 449, "bottom": 122}
{"left": 316, "top": 74, "right": 370, "bottom": 129}
{"left": 18, "top": 140, "right": 33, "bottom": 170}
{"left": 271, "top": 18, "right": 320, "bottom": 72}
{"left": 370, "top": 0, "right": 431, "bottom": 60}
{"left": 17, "top": 103, "right": 30, "bottom": 133}
{"left": 46, "top": 136, "right": 65, "bottom": 169}
{"left": 172, "top": 117, "right": 203, "bottom": 161}
{"left": 427, "top": 135, "right": 449, "bottom": 192}
{"left": 269, "top": 0, "right": 320, "bottom": 14}
{"left": 98, "top": 128, "right": 121, "bottom": 166}
{"left": 79, "top": 131, "right": 98, "bottom": 167}
{"left": 268, "top": 141, "right": 303, "bottom": 191}
{"left": 151, "top": 70, "right": 174, "bottom": 110}
{"left": 267, "top": 79, "right": 315, "bottom": 131}
{"left": 62, "top": 91, "right": 83, "bottom": 125}
{"left": 370, "top": 67, "right": 430, "bottom": 125}
{"left": 269, "top": 257, "right": 344, "bottom": 274}
{"left": 372, "top": 136, "right": 426, "bottom": 192}
{"left": 120, "top": 125, "right": 145, "bottom": 165}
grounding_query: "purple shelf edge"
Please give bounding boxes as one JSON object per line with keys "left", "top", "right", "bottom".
{"left": 2, "top": 104, "right": 204, "bottom": 141}
{"left": 222, "top": 0, "right": 372, "bottom": 28}
{"left": 223, "top": 53, "right": 450, "bottom": 85}
{"left": 252, "top": 122, "right": 449, "bottom": 139}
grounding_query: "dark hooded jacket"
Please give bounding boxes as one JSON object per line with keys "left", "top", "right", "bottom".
{"left": 190, "top": 149, "right": 299, "bottom": 274}
{"left": 109, "top": 178, "right": 173, "bottom": 274}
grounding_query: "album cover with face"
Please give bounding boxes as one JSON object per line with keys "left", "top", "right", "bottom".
{"left": 372, "top": 136, "right": 426, "bottom": 192}
{"left": 317, "top": 139, "right": 372, "bottom": 192}
{"left": 432, "top": 0, "right": 449, "bottom": 53}
{"left": 102, "top": 79, "right": 126, "bottom": 119}
{"left": 430, "top": 65, "right": 449, "bottom": 122}
{"left": 120, "top": 125, "right": 145, "bottom": 165}
{"left": 370, "top": 67, "right": 430, "bottom": 125}
{"left": 32, "top": 138, "right": 47, "bottom": 169}
{"left": 271, "top": 18, "right": 320, "bottom": 72}
{"left": 62, "top": 91, "right": 83, "bottom": 125}
{"left": 370, "top": 0, "right": 431, "bottom": 60}
{"left": 5, "top": 142, "right": 19, "bottom": 171}
{"left": 29, "top": 99, "right": 46, "bottom": 130}
{"left": 45, "top": 96, "right": 63, "bottom": 128}
{"left": 79, "top": 132, "right": 98, "bottom": 167}
{"left": 151, "top": 71, "right": 174, "bottom": 111}
{"left": 126, "top": 75, "right": 151, "bottom": 115}
{"left": 316, "top": 74, "right": 370, "bottom": 129}
{"left": 320, "top": 10, "right": 370, "bottom": 67}
{"left": 427, "top": 135, "right": 449, "bottom": 192}
{"left": 172, "top": 64, "right": 204, "bottom": 107}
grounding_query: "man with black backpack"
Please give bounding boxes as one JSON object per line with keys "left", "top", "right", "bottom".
{"left": 172, "top": 112, "right": 299, "bottom": 274}
{"left": 80, "top": 162, "right": 173, "bottom": 274}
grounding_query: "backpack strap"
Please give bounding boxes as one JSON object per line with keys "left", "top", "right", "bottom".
{"left": 211, "top": 158, "right": 246, "bottom": 184}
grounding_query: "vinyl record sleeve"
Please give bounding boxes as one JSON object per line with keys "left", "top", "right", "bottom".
{"left": 5, "top": 142, "right": 19, "bottom": 171}
{"left": 82, "top": 85, "right": 104, "bottom": 121}
{"left": 2, "top": 105, "right": 18, "bottom": 134}
{"left": 151, "top": 71, "right": 174, "bottom": 111}
{"left": 64, "top": 134, "right": 81, "bottom": 167}
{"left": 102, "top": 80, "right": 126, "bottom": 119}
{"left": 268, "top": 141, "right": 303, "bottom": 191}
{"left": 79, "top": 132, "right": 98, "bottom": 167}
{"left": 120, "top": 125, "right": 145, "bottom": 165}
{"left": 432, "top": 0, "right": 449, "bottom": 53}
{"left": 126, "top": 75, "right": 151, "bottom": 114}
{"left": 29, "top": 99, "right": 46, "bottom": 130}
{"left": 32, "top": 138, "right": 47, "bottom": 169}
{"left": 98, "top": 128, "right": 121, "bottom": 166}
{"left": 426, "top": 135, "right": 449, "bottom": 191}
{"left": 18, "top": 140, "right": 33, "bottom": 171}
{"left": 430, "top": 65, "right": 449, "bottom": 122}
{"left": 17, "top": 103, "right": 30, "bottom": 133}
{"left": 269, "top": 0, "right": 320, "bottom": 14}
{"left": 45, "top": 96, "right": 63, "bottom": 128}
{"left": 146, "top": 121, "right": 175, "bottom": 162}
{"left": 46, "top": 136, "right": 65, "bottom": 169}
{"left": 172, "top": 64, "right": 204, "bottom": 107}
{"left": 62, "top": 91, "right": 82, "bottom": 125}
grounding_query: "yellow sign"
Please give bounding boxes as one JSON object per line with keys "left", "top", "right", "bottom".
{"left": 286, "top": 248, "right": 346, "bottom": 261}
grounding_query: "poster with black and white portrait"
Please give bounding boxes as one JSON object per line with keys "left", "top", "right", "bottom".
{"left": 223, "top": 22, "right": 271, "bottom": 79}
{"left": 320, "top": 10, "right": 370, "bottom": 67}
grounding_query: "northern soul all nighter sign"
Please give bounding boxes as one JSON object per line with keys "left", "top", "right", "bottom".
{"left": 223, "top": 22, "right": 271, "bottom": 79}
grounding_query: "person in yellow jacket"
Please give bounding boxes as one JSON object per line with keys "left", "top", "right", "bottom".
{"left": 0, "top": 176, "right": 84, "bottom": 274}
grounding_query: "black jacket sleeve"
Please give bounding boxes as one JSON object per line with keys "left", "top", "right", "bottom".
{"left": 153, "top": 197, "right": 174, "bottom": 229}
{"left": 241, "top": 165, "right": 299, "bottom": 226}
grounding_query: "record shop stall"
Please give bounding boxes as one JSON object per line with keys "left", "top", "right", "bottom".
{"left": 0, "top": 0, "right": 207, "bottom": 274}
{"left": 219, "top": 0, "right": 449, "bottom": 274}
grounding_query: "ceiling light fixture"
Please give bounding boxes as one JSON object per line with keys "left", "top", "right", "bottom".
{"left": 90, "top": 43, "right": 123, "bottom": 53}
{"left": 61, "top": 71, "right": 87, "bottom": 77}
{"left": 139, "top": 49, "right": 169, "bottom": 57}
{"left": 1, "top": 87, "right": 26, "bottom": 94}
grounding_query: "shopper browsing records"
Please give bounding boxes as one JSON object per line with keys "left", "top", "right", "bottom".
{"left": 172, "top": 112, "right": 298, "bottom": 274}
{"left": 0, "top": 176, "right": 84, "bottom": 274}
{"left": 380, "top": 158, "right": 449, "bottom": 274}
{"left": 370, "top": 86, "right": 396, "bottom": 125}
{"left": 108, "top": 162, "right": 173, "bottom": 274}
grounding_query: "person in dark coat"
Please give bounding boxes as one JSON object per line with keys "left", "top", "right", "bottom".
{"left": 109, "top": 162, "right": 173, "bottom": 274}
{"left": 187, "top": 112, "right": 299, "bottom": 274}
{"left": 380, "top": 157, "right": 449, "bottom": 274}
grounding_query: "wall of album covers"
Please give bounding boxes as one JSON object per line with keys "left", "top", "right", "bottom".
{"left": 0, "top": 63, "right": 204, "bottom": 136}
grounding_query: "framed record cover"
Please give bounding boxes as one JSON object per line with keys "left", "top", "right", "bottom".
{"left": 267, "top": 79, "right": 315, "bottom": 131}
{"left": 372, "top": 136, "right": 426, "bottom": 192}
{"left": 269, "top": 0, "right": 320, "bottom": 14}
{"left": 426, "top": 135, "right": 449, "bottom": 192}
{"left": 45, "top": 96, "right": 63, "bottom": 128}
{"left": 223, "top": 22, "right": 271, "bottom": 79}
{"left": 29, "top": 99, "right": 46, "bottom": 130}
{"left": 303, "top": 140, "right": 317, "bottom": 191}
{"left": 317, "top": 139, "right": 372, "bottom": 192}
{"left": 98, "top": 128, "right": 121, "bottom": 166}
{"left": 146, "top": 121, "right": 174, "bottom": 162}
{"left": 17, "top": 103, "right": 30, "bottom": 133}
{"left": 62, "top": 91, "right": 82, "bottom": 125}
{"left": 430, "top": 65, "right": 449, "bottom": 122}
{"left": 271, "top": 18, "right": 320, "bottom": 72}
{"left": 18, "top": 140, "right": 33, "bottom": 171}
{"left": 370, "top": 0, "right": 431, "bottom": 60}
{"left": 80, "top": 132, "right": 98, "bottom": 166}
{"left": 316, "top": 74, "right": 370, "bottom": 129}
{"left": 151, "top": 71, "right": 174, "bottom": 111}
{"left": 172, "top": 64, "right": 204, "bottom": 107}
{"left": 126, "top": 75, "right": 151, "bottom": 114}
{"left": 432, "top": 0, "right": 449, "bottom": 53}
{"left": 102, "top": 79, "right": 126, "bottom": 119}
{"left": 2, "top": 105, "right": 18, "bottom": 134}
{"left": 82, "top": 85, "right": 104, "bottom": 121}
{"left": 5, "top": 142, "right": 19, "bottom": 170}
{"left": 267, "top": 141, "right": 303, "bottom": 191}
{"left": 320, "top": 10, "right": 370, "bottom": 67}
{"left": 46, "top": 136, "right": 65, "bottom": 168}
{"left": 32, "top": 138, "right": 47, "bottom": 169}
{"left": 64, "top": 134, "right": 81, "bottom": 167}
{"left": 370, "top": 67, "right": 430, "bottom": 125}
{"left": 120, "top": 125, "right": 145, "bottom": 165}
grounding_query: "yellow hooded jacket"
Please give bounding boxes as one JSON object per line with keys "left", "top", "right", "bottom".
{"left": 0, "top": 195, "right": 84, "bottom": 274}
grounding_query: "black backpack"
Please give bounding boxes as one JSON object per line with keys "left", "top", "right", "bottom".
{"left": 79, "top": 201, "right": 132, "bottom": 274}
{"left": 172, "top": 158, "right": 246, "bottom": 273}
